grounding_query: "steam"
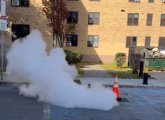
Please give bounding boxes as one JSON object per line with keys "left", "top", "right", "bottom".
{"left": 6, "top": 30, "right": 118, "bottom": 111}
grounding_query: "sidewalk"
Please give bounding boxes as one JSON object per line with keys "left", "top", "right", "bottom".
{"left": 78, "top": 77, "right": 165, "bottom": 88}
{"left": 81, "top": 65, "right": 112, "bottom": 78}
{"left": 1, "top": 65, "right": 165, "bottom": 88}
{"left": 79, "top": 65, "right": 165, "bottom": 88}
{"left": 0, "top": 74, "right": 28, "bottom": 85}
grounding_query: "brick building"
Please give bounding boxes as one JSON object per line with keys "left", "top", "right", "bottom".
{"left": 3, "top": 0, "right": 165, "bottom": 63}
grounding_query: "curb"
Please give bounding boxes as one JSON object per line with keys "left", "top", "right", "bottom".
{"left": 0, "top": 82, "right": 8, "bottom": 85}
{"left": 84, "top": 83, "right": 165, "bottom": 89}
{"left": 1, "top": 81, "right": 165, "bottom": 89}
{"left": 104, "top": 84, "right": 165, "bottom": 89}
{"left": 0, "top": 81, "right": 28, "bottom": 86}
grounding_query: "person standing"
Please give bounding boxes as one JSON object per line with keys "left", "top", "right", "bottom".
{"left": 143, "top": 65, "right": 149, "bottom": 85}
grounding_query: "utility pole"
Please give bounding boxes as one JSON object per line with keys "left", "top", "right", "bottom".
{"left": 0, "top": 0, "right": 7, "bottom": 81}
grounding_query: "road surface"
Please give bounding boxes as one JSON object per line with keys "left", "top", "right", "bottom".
{"left": 0, "top": 84, "right": 165, "bottom": 120}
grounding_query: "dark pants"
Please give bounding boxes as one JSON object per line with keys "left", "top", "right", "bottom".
{"left": 139, "top": 61, "right": 144, "bottom": 77}
{"left": 143, "top": 73, "right": 148, "bottom": 85}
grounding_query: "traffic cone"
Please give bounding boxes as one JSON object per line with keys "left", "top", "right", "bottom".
{"left": 112, "top": 75, "right": 121, "bottom": 101}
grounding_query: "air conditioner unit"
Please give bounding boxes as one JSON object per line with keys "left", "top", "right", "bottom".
{"left": 67, "top": 42, "right": 72, "bottom": 47}
{"left": 135, "top": 0, "right": 140, "bottom": 2}
{"left": 88, "top": 18, "right": 94, "bottom": 24}
{"left": 12, "top": 0, "right": 20, "bottom": 6}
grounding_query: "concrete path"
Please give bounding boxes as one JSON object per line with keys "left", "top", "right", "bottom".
{"left": 81, "top": 65, "right": 112, "bottom": 78}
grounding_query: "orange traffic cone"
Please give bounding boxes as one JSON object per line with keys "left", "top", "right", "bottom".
{"left": 112, "top": 75, "right": 121, "bottom": 101}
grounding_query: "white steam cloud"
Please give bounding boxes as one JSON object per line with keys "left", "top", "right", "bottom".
{"left": 6, "top": 30, "right": 118, "bottom": 111}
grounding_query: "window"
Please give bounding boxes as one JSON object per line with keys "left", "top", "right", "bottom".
{"left": 66, "top": 34, "right": 78, "bottom": 47}
{"left": 87, "top": 35, "right": 99, "bottom": 47}
{"left": 126, "top": 36, "right": 137, "bottom": 48}
{"left": 148, "top": 0, "right": 154, "bottom": 3}
{"left": 67, "top": 11, "right": 78, "bottom": 24}
{"left": 159, "top": 37, "right": 165, "bottom": 47}
{"left": 145, "top": 37, "right": 151, "bottom": 47}
{"left": 160, "top": 14, "right": 165, "bottom": 26}
{"left": 129, "top": 0, "right": 140, "bottom": 3}
{"left": 88, "top": 12, "right": 100, "bottom": 25}
{"left": 146, "top": 14, "right": 153, "bottom": 26}
{"left": 11, "top": 24, "right": 30, "bottom": 41}
{"left": 11, "top": 0, "right": 29, "bottom": 7}
{"left": 127, "top": 13, "right": 139, "bottom": 26}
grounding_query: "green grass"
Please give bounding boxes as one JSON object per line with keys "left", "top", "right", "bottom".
{"left": 80, "top": 61, "right": 102, "bottom": 65}
{"left": 76, "top": 62, "right": 140, "bottom": 79}
{"left": 76, "top": 63, "right": 84, "bottom": 76}
{"left": 100, "top": 63, "right": 139, "bottom": 79}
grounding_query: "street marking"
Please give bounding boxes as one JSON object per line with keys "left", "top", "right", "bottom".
{"left": 42, "top": 103, "right": 51, "bottom": 120}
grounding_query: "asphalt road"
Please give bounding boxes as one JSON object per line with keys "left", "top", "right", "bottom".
{"left": 0, "top": 84, "right": 165, "bottom": 120}
{"left": 0, "top": 84, "right": 44, "bottom": 120}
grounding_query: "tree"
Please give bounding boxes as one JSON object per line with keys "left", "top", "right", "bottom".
{"left": 42, "top": 0, "right": 75, "bottom": 48}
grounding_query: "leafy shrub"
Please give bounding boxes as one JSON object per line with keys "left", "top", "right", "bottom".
{"left": 64, "top": 50, "right": 83, "bottom": 64}
{"left": 115, "top": 52, "right": 126, "bottom": 68}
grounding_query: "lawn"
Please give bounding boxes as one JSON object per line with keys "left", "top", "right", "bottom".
{"left": 77, "top": 62, "right": 140, "bottom": 79}
{"left": 76, "top": 63, "right": 84, "bottom": 76}
{"left": 100, "top": 63, "right": 139, "bottom": 79}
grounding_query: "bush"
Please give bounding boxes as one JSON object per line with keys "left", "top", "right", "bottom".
{"left": 115, "top": 52, "right": 126, "bottom": 68}
{"left": 64, "top": 50, "right": 83, "bottom": 65}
